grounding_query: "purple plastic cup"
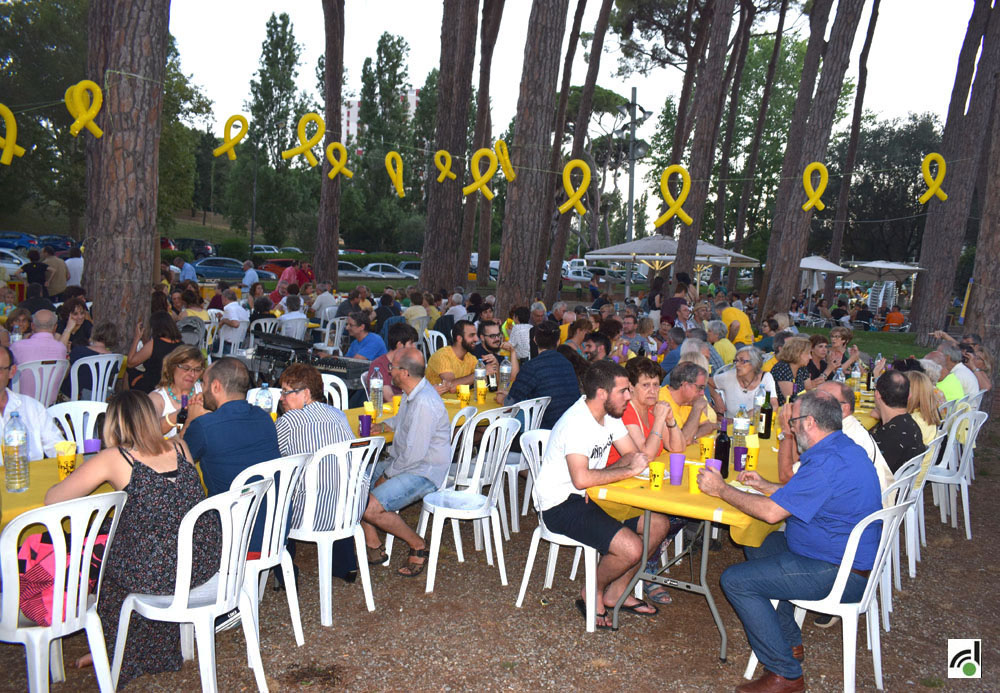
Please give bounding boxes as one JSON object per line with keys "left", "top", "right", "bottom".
{"left": 669, "top": 453, "right": 685, "bottom": 486}
{"left": 733, "top": 446, "right": 748, "bottom": 472}
{"left": 706, "top": 458, "right": 722, "bottom": 473}
{"left": 359, "top": 414, "right": 372, "bottom": 437}
{"left": 83, "top": 438, "right": 101, "bottom": 454}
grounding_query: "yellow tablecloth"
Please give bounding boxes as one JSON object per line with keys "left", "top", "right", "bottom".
{"left": 1, "top": 456, "right": 113, "bottom": 530}
{"left": 343, "top": 396, "right": 504, "bottom": 442}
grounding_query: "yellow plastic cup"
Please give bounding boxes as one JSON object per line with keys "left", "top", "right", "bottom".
{"left": 745, "top": 434, "right": 760, "bottom": 471}
{"left": 392, "top": 395, "right": 402, "bottom": 415}
{"left": 363, "top": 401, "right": 375, "bottom": 416}
{"left": 698, "top": 436, "right": 715, "bottom": 463}
{"left": 476, "top": 381, "right": 487, "bottom": 404}
{"left": 457, "top": 384, "right": 470, "bottom": 406}
{"left": 648, "top": 461, "right": 665, "bottom": 490}
{"left": 687, "top": 461, "right": 704, "bottom": 494}
{"left": 55, "top": 441, "right": 78, "bottom": 481}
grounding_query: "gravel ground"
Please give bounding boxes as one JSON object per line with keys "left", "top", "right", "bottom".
{"left": 2, "top": 422, "right": 998, "bottom": 692}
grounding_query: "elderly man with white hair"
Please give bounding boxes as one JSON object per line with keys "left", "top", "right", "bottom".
{"left": 705, "top": 319, "right": 736, "bottom": 365}
{"left": 921, "top": 351, "right": 966, "bottom": 401}
{"left": 939, "top": 342, "right": 979, "bottom": 397}
{"left": 11, "top": 309, "right": 67, "bottom": 364}
{"left": 444, "top": 293, "right": 467, "bottom": 320}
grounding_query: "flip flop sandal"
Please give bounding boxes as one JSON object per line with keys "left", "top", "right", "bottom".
{"left": 574, "top": 598, "right": 615, "bottom": 630}
{"left": 618, "top": 600, "right": 659, "bottom": 617}
{"left": 644, "top": 583, "right": 673, "bottom": 605}
{"left": 398, "top": 547, "right": 430, "bottom": 577}
{"left": 366, "top": 543, "right": 388, "bottom": 565}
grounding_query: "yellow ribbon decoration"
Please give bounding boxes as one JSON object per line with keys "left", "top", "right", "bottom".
{"left": 64, "top": 80, "right": 104, "bottom": 138}
{"left": 0, "top": 103, "right": 26, "bottom": 166}
{"left": 654, "top": 165, "right": 693, "bottom": 226}
{"left": 919, "top": 152, "right": 948, "bottom": 204}
{"left": 495, "top": 139, "right": 516, "bottom": 181}
{"left": 434, "top": 150, "right": 457, "bottom": 182}
{"left": 801, "top": 161, "right": 828, "bottom": 211}
{"left": 281, "top": 113, "right": 325, "bottom": 167}
{"left": 385, "top": 151, "right": 405, "bottom": 198}
{"left": 212, "top": 115, "right": 248, "bottom": 160}
{"left": 558, "top": 159, "right": 591, "bottom": 215}
{"left": 462, "top": 148, "right": 499, "bottom": 200}
{"left": 325, "top": 141, "right": 354, "bottom": 180}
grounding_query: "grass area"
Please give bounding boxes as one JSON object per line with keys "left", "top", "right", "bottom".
{"left": 798, "top": 326, "right": 931, "bottom": 361}
{"left": 169, "top": 217, "right": 245, "bottom": 245}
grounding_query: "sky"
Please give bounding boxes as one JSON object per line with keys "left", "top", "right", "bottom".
{"left": 168, "top": 0, "right": 973, "bottom": 211}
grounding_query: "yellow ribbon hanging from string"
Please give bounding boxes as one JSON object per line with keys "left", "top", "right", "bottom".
{"left": 462, "top": 148, "right": 499, "bottom": 200}
{"left": 494, "top": 139, "right": 515, "bottom": 180}
{"left": 325, "top": 142, "right": 354, "bottom": 180}
{"left": 0, "top": 103, "right": 26, "bottom": 166}
{"left": 801, "top": 162, "right": 828, "bottom": 211}
{"left": 654, "top": 165, "right": 692, "bottom": 226}
{"left": 281, "top": 113, "right": 325, "bottom": 166}
{"left": 385, "top": 151, "right": 405, "bottom": 198}
{"left": 919, "top": 152, "right": 948, "bottom": 204}
{"left": 64, "top": 80, "right": 104, "bottom": 138}
{"left": 558, "top": 159, "right": 591, "bottom": 215}
{"left": 212, "top": 115, "right": 248, "bottom": 160}
{"left": 434, "top": 150, "right": 457, "bottom": 182}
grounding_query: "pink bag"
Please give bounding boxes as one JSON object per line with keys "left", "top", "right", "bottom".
{"left": 17, "top": 531, "right": 108, "bottom": 627}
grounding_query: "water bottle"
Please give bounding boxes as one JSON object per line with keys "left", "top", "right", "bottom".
{"left": 850, "top": 362, "right": 862, "bottom": 392}
{"left": 833, "top": 368, "right": 845, "bottom": 384}
{"left": 9, "top": 324, "right": 20, "bottom": 344}
{"left": 255, "top": 383, "right": 273, "bottom": 412}
{"left": 733, "top": 405, "right": 751, "bottom": 448}
{"left": 4, "top": 412, "right": 29, "bottom": 492}
{"left": 753, "top": 385, "right": 766, "bottom": 424}
{"left": 474, "top": 359, "right": 487, "bottom": 403}
{"left": 370, "top": 367, "right": 383, "bottom": 413}
{"left": 499, "top": 357, "right": 512, "bottom": 392}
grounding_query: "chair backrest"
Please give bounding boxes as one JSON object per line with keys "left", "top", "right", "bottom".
{"left": 170, "top": 478, "right": 271, "bottom": 612}
{"left": 955, "top": 410, "right": 989, "bottom": 479}
{"left": 278, "top": 317, "right": 307, "bottom": 341}
{"left": 0, "top": 491, "right": 127, "bottom": 636}
{"left": 249, "top": 317, "right": 278, "bottom": 335}
{"left": 13, "top": 359, "right": 69, "bottom": 407}
{"left": 319, "top": 305, "right": 340, "bottom": 328}
{"left": 448, "top": 405, "right": 479, "bottom": 464}
{"left": 320, "top": 373, "right": 348, "bottom": 409}
{"left": 967, "top": 388, "right": 987, "bottom": 412}
{"left": 203, "top": 321, "right": 221, "bottom": 352}
{"left": 245, "top": 388, "right": 281, "bottom": 414}
{"left": 207, "top": 308, "right": 223, "bottom": 324}
{"left": 882, "top": 467, "right": 920, "bottom": 508}
{"left": 213, "top": 320, "right": 250, "bottom": 357}
{"left": 230, "top": 454, "right": 310, "bottom": 569}
{"left": 322, "top": 317, "right": 348, "bottom": 354}
{"left": 914, "top": 433, "right": 945, "bottom": 489}
{"left": 713, "top": 362, "right": 735, "bottom": 378}
{"left": 379, "top": 315, "right": 406, "bottom": 343}
{"left": 293, "top": 437, "right": 385, "bottom": 534}
{"left": 69, "top": 353, "right": 125, "bottom": 402}
{"left": 423, "top": 330, "right": 447, "bottom": 359}
{"left": 176, "top": 316, "right": 206, "bottom": 349}
{"left": 460, "top": 418, "right": 521, "bottom": 507}
{"left": 411, "top": 315, "right": 430, "bottom": 335}
{"left": 513, "top": 396, "right": 551, "bottom": 432}
{"left": 451, "top": 406, "right": 519, "bottom": 487}
{"left": 48, "top": 401, "right": 108, "bottom": 453}
{"left": 519, "top": 429, "right": 551, "bottom": 510}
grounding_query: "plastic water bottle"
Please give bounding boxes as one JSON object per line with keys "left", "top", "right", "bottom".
{"left": 499, "top": 357, "right": 512, "bottom": 392}
{"left": 370, "top": 367, "right": 384, "bottom": 413}
{"left": 850, "top": 362, "right": 862, "bottom": 392}
{"left": 9, "top": 324, "right": 20, "bottom": 344}
{"left": 4, "top": 412, "right": 29, "bottom": 492}
{"left": 733, "top": 405, "right": 751, "bottom": 448}
{"left": 833, "top": 368, "right": 845, "bottom": 384}
{"left": 753, "top": 385, "right": 767, "bottom": 423}
{"left": 255, "top": 383, "right": 273, "bottom": 412}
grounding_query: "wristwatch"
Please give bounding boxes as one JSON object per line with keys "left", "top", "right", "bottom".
{"left": 776, "top": 432, "right": 786, "bottom": 441}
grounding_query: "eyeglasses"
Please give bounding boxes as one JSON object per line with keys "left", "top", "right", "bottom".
{"left": 733, "top": 358, "right": 752, "bottom": 365}
{"left": 484, "top": 332, "right": 501, "bottom": 339}
{"left": 788, "top": 415, "right": 810, "bottom": 425}
{"left": 176, "top": 364, "right": 205, "bottom": 374}
{"left": 279, "top": 387, "right": 305, "bottom": 397}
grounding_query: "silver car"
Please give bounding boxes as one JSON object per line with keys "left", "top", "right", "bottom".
{"left": 362, "top": 262, "right": 418, "bottom": 280}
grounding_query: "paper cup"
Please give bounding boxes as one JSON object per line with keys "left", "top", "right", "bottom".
{"left": 669, "top": 453, "right": 685, "bottom": 486}
{"left": 698, "top": 436, "right": 715, "bottom": 463}
{"left": 648, "top": 461, "right": 665, "bottom": 490}
{"left": 55, "top": 441, "right": 78, "bottom": 480}
{"left": 687, "top": 461, "right": 704, "bottom": 494}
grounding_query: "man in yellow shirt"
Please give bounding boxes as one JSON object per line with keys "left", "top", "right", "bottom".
{"left": 658, "top": 361, "right": 718, "bottom": 445}
{"left": 719, "top": 301, "right": 754, "bottom": 347}
{"left": 426, "top": 319, "right": 479, "bottom": 393}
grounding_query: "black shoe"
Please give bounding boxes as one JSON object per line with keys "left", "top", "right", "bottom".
{"left": 813, "top": 613, "right": 839, "bottom": 628}
{"left": 338, "top": 570, "right": 358, "bottom": 584}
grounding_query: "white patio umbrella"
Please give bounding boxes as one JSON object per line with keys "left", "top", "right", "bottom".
{"left": 799, "top": 255, "right": 848, "bottom": 293}
{"left": 843, "top": 260, "right": 925, "bottom": 283}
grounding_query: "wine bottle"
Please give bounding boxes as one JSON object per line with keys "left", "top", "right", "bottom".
{"left": 758, "top": 396, "right": 773, "bottom": 439}
{"left": 716, "top": 418, "right": 731, "bottom": 478}
{"left": 176, "top": 394, "right": 189, "bottom": 426}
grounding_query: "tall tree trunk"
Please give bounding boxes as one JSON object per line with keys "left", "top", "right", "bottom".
{"left": 824, "top": 0, "right": 880, "bottom": 302}
{"left": 497, "top": 0, "right": 570, "bottom": 314}
{"left": 421, "top": 0, "right": 480, "bottom": 294}
{"left": 533, "top": 0, "right": 588, "bottom": 297}
{"left": 673, "top": 0, "right": 737, "bottom": 278}
{"left": 728, "top": 0, "right": 788, "bottom": 294}
{"left": 316, "top": 0, "right": 345, "bottom": 288}
{"left": 711, "top": 0, "right": 754, "bottom": 285}
{"left": 757, "top": 0, "right": 864, "bottom": 321}
{"left": 543, "top": 0, "right": 614, "bottom": 307}
{"left": 85, "top": 0, "right": 171, "bottom": 335}
{"left": 910, "top": 0, "right": 998, "bottom": 342}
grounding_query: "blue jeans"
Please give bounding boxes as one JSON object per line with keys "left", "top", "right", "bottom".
{"left": 720, "top": 532, "right": 867, "bottom": 679}
{"left": 370, "top": 457, "right": 436, "bottom": 513}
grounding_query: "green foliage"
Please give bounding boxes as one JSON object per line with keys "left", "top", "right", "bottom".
{"left": 217, "top": 238, "right": 250, "bottom": 259}
{"left": 161, "top": 250, "right": 194, "bottom": 265}
{"left": 609, "top": 0, "right": 702, "bottom": 78}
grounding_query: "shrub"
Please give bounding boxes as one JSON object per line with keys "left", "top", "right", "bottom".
{"left": 161, "top": 250, "right": 194, "bottom": 265}
{"left": 217, "top": 238, "right": 250, "bottom": 259}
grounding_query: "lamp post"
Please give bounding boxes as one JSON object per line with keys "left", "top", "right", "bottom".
{"left": 616, "top": 87, "right": 651, "bottom": 300}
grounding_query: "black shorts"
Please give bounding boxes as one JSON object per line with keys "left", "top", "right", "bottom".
{"left": 541, "top": 494, "right": 640, "bottom": 555}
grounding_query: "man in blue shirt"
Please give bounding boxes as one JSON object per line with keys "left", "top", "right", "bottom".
{"left": 345, "top": 311, "right": 387, "bottom": 360}
{"left": 659, "top": 326, "right": 686, "bottom": 377}
{"left": 697, "top": 391, "right": 881, "bottom": 693}
{"left": 173, "top": 256, "right": 197, "bottom": 283}
{"left": 503, "top": 321, "right": 580, "bottom": 430}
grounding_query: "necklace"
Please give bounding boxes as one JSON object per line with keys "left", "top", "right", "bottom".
{"left": 166, "top": 385, "right": 188, "bottom": 403}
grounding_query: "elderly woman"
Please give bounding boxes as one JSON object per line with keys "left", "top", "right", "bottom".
{"left": 710, "top": 346, "right": 778, "bottom": 418}
{"left": 149, "top": 345, "right": 205, "bottom": 438}
{"left": 905, "top": 370, "right": 942, "bottom": 445}
{"left": 828, "top": 325, "right": 861, "bottom": 372}
{"left": 770, "top": 336, "right": 812, "bottom": 406}
{"left": 6, "top": 307, "right": 32, "bottom": 342}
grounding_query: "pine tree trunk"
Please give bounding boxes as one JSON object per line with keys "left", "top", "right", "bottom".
{"left": 543, "top": 0, "right": 614, "bottom": 307}
{"left": 674, "top": 0, "right": 737, "bottom": 277}
{"left": 824, "top": 0, "right": 880, "bottom": 302}
{"left": 85, "top": 0, "right": 171, "bottom": 336}
{"left": 757, "top": 0, "right": 864, "bottom": 321}
{"left": 497, "top": 0, "right": 570, "bottom": 314}
{"left": 421, "top": 0, "right": 480, "bottom": 294}
{"left": 909, "top": 0, "right": 998, "bottom": 343}
{"left": 727, "top": 0, "right": 788, "bottom": 294}
{"left": 316, "top": 0, "right": 345, "bottom": 288}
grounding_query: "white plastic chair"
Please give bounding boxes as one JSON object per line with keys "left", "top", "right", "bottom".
{"left": 892, "top": 435, "right": 944, "bottom": 583}
{"left": 877, "top": 468, "right": 920, "bottom": 632}
{"left": 246, "top": 388, "right": 280, "bottom": 414}
{"left": 0, "top": 491, "right": 127, "bottom": 693}
{"left": 421, "top": 329, "right": 447, "bottom": 360}
{"left": 207, "top": 308, "right": 223, "bottom": 324}
{"left": 420, "top": 417, "right": 520, "bottom": 593}
{"left": 320, "top": 373, "right": 348, "bottom": 410}
{"left": 287, "top": 438, "right": 384, "bottom": 626}
{"left": 203, "top": 321, "right": 221, "bottom": 354}
{"left": 924, "top": 410, "right": 987, "bottom": 540}
{"left": 68, "top": 353, "right": 124, "bottom": 402}
{"left": 278, "top": 317, "right": 307, "bottom": 341}
{"left": 321, "top": 317, "right": 348, "bottom": 354}
{"left": 502, "top": 396, "right": 550, "bottom": 533}
{"left": 212, "top": 320, "right": 249, "bottom": 358}
{"left": 12, "top": 359, "right": 69, "bottom": 408}
{"left": 742, "top": 501, "right": 912, "bottom": 692}
{"left": 248, "top": 318, "right": 278, "bottom": 349}
{"left": 230, "top": 454, "right": 310, "bottom": 648}
{"left": 514, "top": 430, "right": 599, "bottom": 633}
{"left": 111, "top": 479, "right": 272, "bottom": 693}
{"left": 47, "top": 401, "right": 107, "bottom": 454}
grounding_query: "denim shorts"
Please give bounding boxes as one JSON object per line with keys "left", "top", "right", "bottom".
{"left": 370, "top": 457, "right": 437, "bottom": 512}
{"left": 542, "top": 494, "right": 640, "bottom": 555}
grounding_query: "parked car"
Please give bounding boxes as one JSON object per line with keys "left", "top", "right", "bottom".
{"left": 397, "top": 261, "right": 421, "bottom": 275}
{"left": 279, "top": 246, "right": 303, "bottom": 254}
{"left": 252, "top": 244, "right": 279, "bottom": 254}
{"left": 338, "top": 261, "right": 374, "bottom": 280}
{"left": 342, "top": 248, "right": 366, "bottom": 255}
{"left": 174, "top": 238, "right": 215, "bottom": 259}
{"left": 563, "top": 268, "right": 593, "bottom": 283}
{"left": 0, "top": 248, "right": 25, "bottom": 275}
{"left": 38, "top": 234, "right": 76, "bottom": 255}
{"left": 192, "top": 257, "right": 276, "bottom": 282}
{"left": 260, "top": 258, "right": 297, "bottom": 276}
{"left": 363, "top": 263, "right": 417, "bottom": 280}
{"left": 160, "top": 237, "right": 177, "bottom": 251}
{"left": 0, "top": 231, "right": 40, "bottom": 254}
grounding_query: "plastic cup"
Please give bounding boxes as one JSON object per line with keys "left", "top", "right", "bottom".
{"left": 83, "top": 438, "right": 101, "bottom": 454}
{"left": 359, "top": 414, "right": 372, "bottom": 437}
{"left": 476, "top": 382, "right": 487, "bottom": 404}
{"left": 705, "top": 458, "right": 722, "bottom": 473}
{"left": 687, "top": 461, "right": 704, "bottom": 494}
{"left": 457, "top": 384, "right": 470, "bottom": 406}
{"left": 698, "top": 436, "right": 715, "bottom": 463}
{"left": 55, "top": 441, "right": 78, "bottom": 481}
{"left": 648, "top": 461, "right": 665, "bottom": 490}
{"left": 669, "top": 453, "right": 685, "bottom": 486}
{"left": 733, "top": 446, "right": 748, "bottom": 472}
{"left": 363, "top": 401, "right": 376, "bottom": 416}
{"left": 392, "top": 395, "right": 402, "bottom": 415}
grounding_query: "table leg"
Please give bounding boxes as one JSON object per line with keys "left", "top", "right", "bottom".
{"left": 698, "top": 520, "right": 727, "bottom": 662}
{"left": 611, "top": 510, "right": 651, "bottom": 630}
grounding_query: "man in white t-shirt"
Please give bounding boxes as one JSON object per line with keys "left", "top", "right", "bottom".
{"left": 310, "top": 281, "right": 337, "bottom": 318}
{"left": 218, "top": 289, "right": 250, "bottom": 354}
{"left": 535, "top": 360, "right": 671, "bottom": 629}
{"left": 65, "top": 248, "right": 84, "bottom": 288}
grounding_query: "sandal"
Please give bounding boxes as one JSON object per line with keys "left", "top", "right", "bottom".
{"left": 366, "top": 543, "right": 388, "bottom": 565}
{"left": 644, "top": 583, "right": 673, "bottom": 605}
{"left": 397, "top": 546, "right": 430, "bottom": 577}
{"left": 574, "top": 598, "right": 614, "bottom": 630}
